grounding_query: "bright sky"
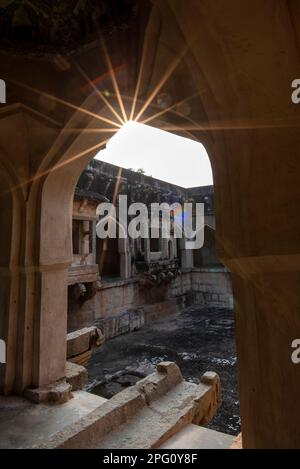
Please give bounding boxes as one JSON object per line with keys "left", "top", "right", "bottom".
{"left": 95, "top": 121, "right": 213, "bottom": 188}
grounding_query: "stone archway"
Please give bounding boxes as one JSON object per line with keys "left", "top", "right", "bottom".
{"left": 1, "top": 0, "right": 300, "bottom": 447}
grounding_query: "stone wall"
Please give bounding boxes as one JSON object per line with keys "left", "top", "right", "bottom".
{"left": 166, "top": 268, "right": 233, "bottom": 309}
{"left": 191, "top": 269, "right": 233, "bottom": 309}
{"left": 68, "top": 270, "right": 233, "bottom": 338}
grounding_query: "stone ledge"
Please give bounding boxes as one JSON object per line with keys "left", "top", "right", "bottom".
{"left": 100, "top": 278, "right": 138, "bottom": 289}
{"left": 67, "top": 326, "right": 105, "bottom": 359}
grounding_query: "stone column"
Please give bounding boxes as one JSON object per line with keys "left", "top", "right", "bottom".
{"left": 214, "top": 128, "right": 300, "bottom": 448}
{"left": 144, "top": 237, "right": 151, "bottom": 263}
{"left": 162, "top": 238, "right": 169, "bottom": 259}
{"left": 91, "top": 220, "right": 97, "bottom": 265}
{"left": 180, "top": 238, "right": 194, "bottom": 270}
{"left": 226, "top": 259, "right": 300, "bottom": 448}
{"left": 119, "top": 237, "right": 131, "bottom": 279}
{"left": 0, "top": 100, "right": 109, "bottom": 396}
{"left": 81, "top": 220, "right": 90, "bottom": 256}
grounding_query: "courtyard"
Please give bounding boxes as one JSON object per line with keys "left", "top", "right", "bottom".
{"left": 87, "top": 306, "right": 240, "bottom": 436}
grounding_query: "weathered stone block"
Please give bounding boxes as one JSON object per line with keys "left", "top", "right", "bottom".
{"left": 67, "top": 326, "right": 105, "bottom": 358}
{"left": 66, "top": 362, "right": 88, "bottom": 391}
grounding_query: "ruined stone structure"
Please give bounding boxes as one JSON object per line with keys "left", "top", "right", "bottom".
{"left": 1, "top": 0, "right": 300, "bottom": 449}
{"left": 68, "top": 160, "right": 232, "bottom": 338}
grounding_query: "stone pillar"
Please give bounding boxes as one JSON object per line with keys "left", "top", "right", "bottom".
{"left": 91, "top": 220, "right": 97, "bottom": 265}
{"left": 31, "top": 265, "right": 69, "bottom": 388}
{"left": 226, "top": 259, "right": 300, "bottom": 448}
{"left": 0, "top": 100, "right": 110, "bottom": 396}
{"left": 162, "top": 238, "right": 169, "bottom": 259}
{"left": 213, "top": 128, "right": 300, "bottom": 448}
{"left": 180, "top": 238, "right": 194, "bottom": 270}
{"left": 144, "top": 237, "right": 151, "bottom": 263}
{"left": 119, "top": 237, "right": 131, "bottom": 279}
{"left": 81, "top": 220, "right": 90, "bottom": 256}
{"left": 0, "top": 173, "right": 70, "bottom": 393}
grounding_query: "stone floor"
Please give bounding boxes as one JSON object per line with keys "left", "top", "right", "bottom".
{"left": 87, "top": 305, "right": 240, "bottom": 436}
{"left": 0, "top": 391, "right": 106, "bottom": 448}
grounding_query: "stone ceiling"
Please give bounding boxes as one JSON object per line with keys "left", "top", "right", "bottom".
{"left": 0, "top": 0, "right": 150, "bottom": 54}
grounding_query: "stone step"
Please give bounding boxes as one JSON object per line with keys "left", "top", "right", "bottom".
{"left": 95, "top": 381, "right": 217, "bottom": 449}
{"left": 160, "top": 424, "right": 235, "bottom": 449}
{"left": 39, "top": 362, "right": 222, "bottom": 449}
